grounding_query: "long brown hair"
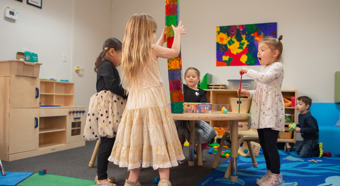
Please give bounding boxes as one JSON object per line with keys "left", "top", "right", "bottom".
{"left": 121, "top": 13, "right": 157, "bottom": 86}
{"left": 94, "top": 38, "right": 122, "bottom": 72}
{"left": 259, "top": 35, "right": 283, "bottom": 61}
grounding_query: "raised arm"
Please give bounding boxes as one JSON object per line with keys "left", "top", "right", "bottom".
{"left": 156, "top": 28, "right": 166, "bottom": 46}
{"left": 246, "top": 63, "right": 284, "bottom": 84}
{"left": 152, "top": 21, "right": 186, "bottom": 59}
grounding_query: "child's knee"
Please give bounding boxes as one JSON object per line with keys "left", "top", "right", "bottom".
{"left": 298, "top": 152, "right": 311, "bottom": 158}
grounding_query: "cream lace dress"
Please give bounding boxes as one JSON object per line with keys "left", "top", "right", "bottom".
{"left": 108, "top": 51, "right": 185, "bottom": 170}
{"left": 247, "top": 62, "right": 285, "bottom": 131}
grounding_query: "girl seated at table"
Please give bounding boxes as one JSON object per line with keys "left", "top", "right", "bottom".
{"left": 175, "top": 67, "right": 216, "bottom": 164}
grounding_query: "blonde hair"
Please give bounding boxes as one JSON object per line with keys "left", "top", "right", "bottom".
{"left": 259, "top": 35, "right": 283, "bottom": 61}
{"left": 121, "top": 13, "right": 157, "bottom": 87}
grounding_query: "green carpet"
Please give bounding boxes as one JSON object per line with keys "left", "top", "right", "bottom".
{"left": 18, "top": 173, "right": 95, "bottom": 186}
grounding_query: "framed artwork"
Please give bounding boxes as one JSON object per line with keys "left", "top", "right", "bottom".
{"left": 27, "top": 0, "right": 42, "bottom": 9}
{"left": 216, "top": 22, "right": 277, "bottom": 66}
{"left": 15, "top": 0, "right": 23, "bottom": 2}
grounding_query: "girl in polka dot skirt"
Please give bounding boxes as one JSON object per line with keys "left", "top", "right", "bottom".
{"left": 83, "top": 38, "right": 128, "bottom": 186}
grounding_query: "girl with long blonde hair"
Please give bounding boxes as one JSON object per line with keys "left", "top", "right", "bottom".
{"left": 109, "top": 13, "right": 186, "bottom": 186}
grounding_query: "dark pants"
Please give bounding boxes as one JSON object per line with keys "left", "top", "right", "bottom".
{"left": 296, "top": 139, "right": 319, "bottom": 158}
{"left": 97, "top": 137, "right": 115, "bottom": 180}
{"left": 258, "top": 128, "right": 280, "bottom": 174}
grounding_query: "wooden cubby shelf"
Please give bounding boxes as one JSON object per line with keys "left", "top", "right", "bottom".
{"left": 40, "top": 80, "right": 74, "bottom": 107}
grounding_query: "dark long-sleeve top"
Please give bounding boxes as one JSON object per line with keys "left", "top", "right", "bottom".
{"left": 183, "top": 84, "right": 207, "bottom": 103}
{"left": 297, "top": 111, "right": 319, "bottom": 140}
{"left": 96, "top": 60, "right": 127, "bottom": 99}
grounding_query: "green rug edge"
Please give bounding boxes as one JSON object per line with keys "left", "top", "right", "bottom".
{"left": 18, "top": 173, "right": 95, "bottom": 186}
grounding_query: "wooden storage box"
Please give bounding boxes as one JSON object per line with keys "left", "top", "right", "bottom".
{"left": 230, "top": 97, "right": 251, "bottom": 113}
{"left": 0, "top": 60, "right": 41, "bottom": 77}
{"left": 279, "top": 131, "right": 292, "bottom": 139}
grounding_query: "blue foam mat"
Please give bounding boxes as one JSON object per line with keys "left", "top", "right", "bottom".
{"left": 0, "top": 172, "right": 33, "bottom": 186}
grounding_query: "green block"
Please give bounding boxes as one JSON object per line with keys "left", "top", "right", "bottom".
{"left": 336, "top": 71, "right": 340, "bottom": 103}
{"left": 200, "top": 73, "right": 212, "bottom": 89}
{"left": 166, "top": 15, "right": 177, "bottom": 26}
{"left": 171, "top": 102, "right": 183, "bottom": 113}
{"left": 208, "top": 143, "right": 220, "bottom": 147}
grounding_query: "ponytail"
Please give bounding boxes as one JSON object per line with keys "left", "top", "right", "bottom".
{"left": 94, "top": 38, "right": 122, "bottom": 72}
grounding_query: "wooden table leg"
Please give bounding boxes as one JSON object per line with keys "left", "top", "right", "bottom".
{"left": 225, "top": 160, "right": 231, "bottom": 179}
{"left": 197, "top": 143, "right": 203, "bottom": 166}
{"left": 227, "top": 120, "right": 239, "bottom": 182}
{"left": 188, "top": 120, "right": 195, "bottom": 166}
{"left": 212, "top": 133, "right": 228, "bottom": 169}
{"left": 89, "top": 140, "right": 100, "bottom": 168}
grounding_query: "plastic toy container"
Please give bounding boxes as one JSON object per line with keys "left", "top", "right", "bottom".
{"left": 0, "top": 60, "right": 41, "bottom": 77}
{"left": 228, "top": 79, "right": 256, "bottom": 90}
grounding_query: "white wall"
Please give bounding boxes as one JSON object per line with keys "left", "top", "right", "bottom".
{"left": 0, "top": 0, "right": 113, "bottom": 106}
{"left": 0, "top": 0, "right": 73, "bottom": 79}
{"left": 1, "top": 0, "right": 339, "bottom": 106}
{"left": 72, "top": 0, "right": 113, "bottom": 106}
{"left": 112, "top": 0, "right": 340, "bottom": 103}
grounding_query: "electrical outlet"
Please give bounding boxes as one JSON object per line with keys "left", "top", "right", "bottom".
{"left": 62, "top": 53, "right": 68, "bottom": 62}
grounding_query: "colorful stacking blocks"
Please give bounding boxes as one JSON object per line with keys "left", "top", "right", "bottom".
{"left": 166, "top": 0, "right": 184, "bottom": 113}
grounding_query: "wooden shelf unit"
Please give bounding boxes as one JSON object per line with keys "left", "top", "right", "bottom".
{"left": 279, "top": 90, "right": 297, "bottom": 151}
{"left": 204, "top": 89, "right": 297, "bottom": 151}
{"left": 0, "top": 60, "right": 86, "bottom": 161}
{"left": 40, "top": 80, "right": 74, "bottom": 106}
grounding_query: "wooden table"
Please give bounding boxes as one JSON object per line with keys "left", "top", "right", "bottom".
{"left": 172, "top": 111, "right": 249, "bottom": 182}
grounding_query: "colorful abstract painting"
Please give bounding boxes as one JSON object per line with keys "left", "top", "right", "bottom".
{"left": 216, "top": 22, "right": 277, "bottom": 66}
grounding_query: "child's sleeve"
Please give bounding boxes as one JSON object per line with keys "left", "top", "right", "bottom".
{"left": 248, "top": 90, "right": 255, "bottom": 98}
{"left": 300, "top": 116, "right": 318, "bottom": 134}
{"left": 200, "top": 89, "right": 207, "bottom": 102}
{"left": 101, "top": 62, "right": 128, "bottom": 99}
{"left": 247, "top": 63, "right": 284, "bottom": 84}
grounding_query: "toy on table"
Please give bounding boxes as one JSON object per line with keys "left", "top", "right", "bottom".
{"left": 221, "top": 106, "right": 228, "bottom": 114}
{"left": 289, "top": 123, "right": 296, "bottom": 131}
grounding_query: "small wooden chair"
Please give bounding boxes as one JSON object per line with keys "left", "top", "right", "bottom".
{"left": 89, "top": 140, "right": 101, "bottom": 168}
{"left": 0, "top": 159, "right": 6, "bottom": 176}
{"left": 212, "top": 127, "right": 259, "bottom": 169}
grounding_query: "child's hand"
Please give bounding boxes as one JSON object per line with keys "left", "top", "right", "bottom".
{"left": 156, "top": 28, "right": 166, "bottom": 45}
{"left": 295, "top": 127, "right": 301, "bottom": 133}
{"left": 240, "top": 67, "right": 249, "bottom": 74}
{"left": 172, "top": 21, "right": 186, "bottom": 36}
{"left": 237, "top": 89, "right": 250, "bottom": 97}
